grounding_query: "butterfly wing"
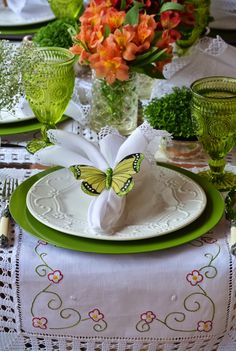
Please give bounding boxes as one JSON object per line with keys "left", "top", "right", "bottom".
{"left": 69, "top": 165, "right": 106, "bottom": 196}
{"left": 112, "top": 153, "right": 144, "bottom": 196}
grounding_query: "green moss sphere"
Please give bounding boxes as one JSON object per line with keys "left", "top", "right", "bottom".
{"left": 33, "top": 18, "right": 77, "bottom": 49}
{"left": 144, "top": 86, "right": 196, "bottom": 140}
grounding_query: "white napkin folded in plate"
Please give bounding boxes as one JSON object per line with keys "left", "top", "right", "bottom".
{"left": 36, "top": 123, "right": 170, "bottom": 234}
{"left": 6, "top": 0, "right": 46, "bottom": 14}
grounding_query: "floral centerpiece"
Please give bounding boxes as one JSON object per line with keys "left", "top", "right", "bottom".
{"left": 70, "top": 0, "right": 211, "bottom": 134}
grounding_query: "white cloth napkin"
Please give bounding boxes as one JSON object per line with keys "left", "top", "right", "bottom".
{"left": 151, "top": 36, "right": 236, "bottom": 99}
{"left": 6, "top": 0, "right": 46, "bottom": 14}
{"left": 36, "top": 123, "right": 170, "bottom": 234}
{"left": 210, "top": 0, "right": 236, "bottom": 29}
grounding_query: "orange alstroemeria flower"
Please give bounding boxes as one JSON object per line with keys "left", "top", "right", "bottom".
{"left": 80, "top": 0, "right": 107, "bottom": 27}
{"left": 72, "top": 25, "right": 104, "bottom": 63}
{"left": 104, "top": 8, "right": 126, "bottom": 31}
{"left": 113, "top": 26, "right": 136, "bottom": 59}
{"left": 90, "top": 37, "right": 129, "bottom": 84}
{"left": 136, "top": 13, "right": 157, "bottom": 44}
{"left": 94, "top": 0, "right": 118, "bottom": 6}
{"left": 160, "top": 10, "right": 181, "bottom": 29}
{"left": 156, "top": 29, "right": 181, "bottom": 49}
{"left": 181, "top": 4, "right": 195, "bottom": 26}
{"left": 70, "top": 45, "right": 90, "bottom": 64}
{"left": 83, "top": 25, "right": 104, "bottom": 50}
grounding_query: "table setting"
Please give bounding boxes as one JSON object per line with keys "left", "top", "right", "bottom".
{"left": 1, "top": 1, "right": 236, "bottom": 350}
{"left": 0, "top": 0, "right": 56, "bottom": 40}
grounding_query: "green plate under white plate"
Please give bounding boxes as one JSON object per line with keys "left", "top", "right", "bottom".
{"left": 0, "top": 115, "right": 68, "bottom": 136}
{"left": 10, "top": 163, "right": 225, "bottom": 254}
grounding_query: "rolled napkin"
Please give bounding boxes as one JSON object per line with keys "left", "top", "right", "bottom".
{"left": 36, "top": 122, "right": 170, "bottom": 234}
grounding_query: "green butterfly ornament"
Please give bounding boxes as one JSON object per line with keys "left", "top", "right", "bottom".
{"left": 70, "top": 153, "right": 144, "bottom": 197}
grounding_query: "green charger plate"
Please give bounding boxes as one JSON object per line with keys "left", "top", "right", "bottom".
{"left": 0, "top": 20, "right": 55, "bottom": 36}
{"left": 0, "top": 115, "right": 68, "bottom": 136}
{"left": 10, "top": 163, "right": 225, "bottom": 254}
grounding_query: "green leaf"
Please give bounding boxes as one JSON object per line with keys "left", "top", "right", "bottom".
{"left": 133, "top": 47, "right": 158, "bottom": 62}
{"left": 124, "top": 1, "right": 143, "bottom": 25}
{"left": 104, "top": 24, "right": 111, "bottom": 38}
{"left": 132, "top": 48, "right": 168, "bottom": 67}
{"left": 160, "top": 2, "right": 184, "bottom": 13}
{"left": 120, "top": 0, "right": 126, "bottom": 10}
{"left": 73, "top": 38, "right": 89, "bottom": 52}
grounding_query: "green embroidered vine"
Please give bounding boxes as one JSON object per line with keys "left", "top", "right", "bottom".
{"left": 31, "top": 241, "right": 107, "bottom": 332}
{"left": 35, "top": 243, "right": 54, "bottom": 276}
{"left": 136, "top": 284, "right": 215, "bottom": 333}
{"left": 136, "top": 236, "right": 220, "bottom": 333}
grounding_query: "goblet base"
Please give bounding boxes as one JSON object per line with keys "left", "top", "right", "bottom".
{"left": 26, "top": 139, "right": 52, "bottom": 154}
{"left": 198, "top": 170, "right": 236, "bottom": 192}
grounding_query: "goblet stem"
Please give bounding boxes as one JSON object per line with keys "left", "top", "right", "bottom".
{"left": 41, "top": 124, "right": 55, "bottom": 144}
{"left": 208, "top": 158, "right": 226, "bottom": 181}
{"left": 199, "top": 157, "right": 236, "bottom": 191}
{"left": 26, "top": 124, "right": 55, "bottom": 154}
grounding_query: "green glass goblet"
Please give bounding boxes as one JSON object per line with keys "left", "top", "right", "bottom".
{"left": 48, "top": 0, "right": 84, "bottom": 19}
{"left": 23, "top": 47, "right": 75, "bottom": 153}
{"left": 191, "top": 76, "right": 236, "bottom": 191}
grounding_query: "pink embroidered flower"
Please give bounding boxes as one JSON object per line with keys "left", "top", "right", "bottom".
{"left": 201, "top": 237, "right": 217, "bottom": 244}
{"left": 38, "top": 240, "right": 47, "bottom": 245}
{"left": 140, "top": 311, "right": 156, "bottom": 323}
{"left": 88, "top": 308, "right": 104, "bottom": 322}
{"left": 32, "top": 317, "right": 48, "bottom": 329}
{"left": 186, "top": 270, "right": 203, "bottom": 286}
{"left": 197, "top": 320, "right": 213, "bottom": 332}
{"left": 47, "top": 270, "right": 63, "bottom": 284}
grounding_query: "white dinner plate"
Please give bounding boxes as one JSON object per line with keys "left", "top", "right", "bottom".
{"left": 0, "top": 2, "right": 55, "bottom": 27}
{"left": 26, "top": 166, "right": 207, "bottom": 241}
{"left": 0, "top": 99, "right": 82, "bottom": 124}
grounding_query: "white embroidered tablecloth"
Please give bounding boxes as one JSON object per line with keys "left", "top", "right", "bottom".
{"left": 0, "top": 167, "right": 236, "bottom": 351}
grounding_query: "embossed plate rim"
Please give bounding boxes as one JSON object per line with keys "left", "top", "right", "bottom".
{"left": 25, "top": 165, "right": 207, "bottom": 241}
{"left": 0, "top": 99, "right": 81, "bottom": 124}
{"left": 9, "top": 164, "right": 224, "bottom": 253}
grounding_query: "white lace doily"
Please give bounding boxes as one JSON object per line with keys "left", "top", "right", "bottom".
{"left": 151, "top": 36, "right": 236, "bottom": 100}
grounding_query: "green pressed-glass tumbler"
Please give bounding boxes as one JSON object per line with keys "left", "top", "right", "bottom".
{"left": 23, "top": 47, "right": 75, "bottom": 153}
{"left": 48, "top": 0, "right": 84, "bottom": 19}
{"left": 191, "top": 76, "right": 236, "bottom": 191}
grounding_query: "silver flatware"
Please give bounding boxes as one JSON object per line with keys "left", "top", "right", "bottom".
{"left": 0, "top": 178, "right": 19, "bottom": 248}
{"left": 225, "top": 189, "right": 236, "bottom": 256}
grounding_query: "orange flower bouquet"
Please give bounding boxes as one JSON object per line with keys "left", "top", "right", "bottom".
{"left": 70, "top": 0, "right": 211, "bottom": 134}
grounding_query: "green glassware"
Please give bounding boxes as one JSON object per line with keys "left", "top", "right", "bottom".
{"left": 48, "top": 0, "right": 84, "bottom": 19}
{"left": 191, "top": 76, "right": 236, "bottom": 191}
{"left": 23, "top": 47, "right": 75, "bottom": 153}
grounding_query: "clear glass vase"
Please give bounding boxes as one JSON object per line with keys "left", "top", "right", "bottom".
{"left": 89, "top": 73, "right": 138, "bottom": 136}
